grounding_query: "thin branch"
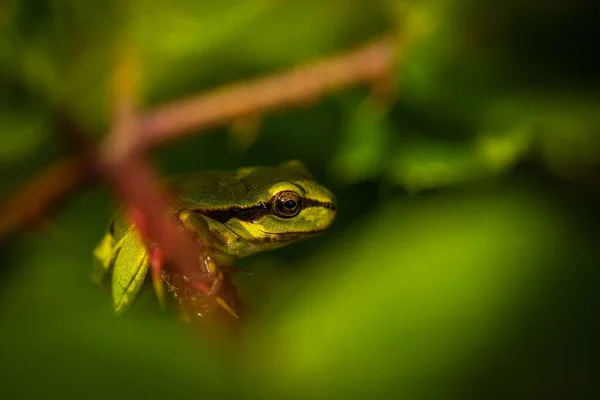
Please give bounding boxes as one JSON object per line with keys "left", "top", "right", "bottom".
{"left": 140, "top": 35, "right": 395, "bottom": 150}
{"left": 0, "top": 155, "right": 93, "bottom": 236}
{"left": 100, "top": 151, "right": 207, "bottom": 282}
{"left": 99, "top": 43, "right": 237, "bottom": 320}
{"left": 0, "top": 35, "right": 397, "bottom": 238}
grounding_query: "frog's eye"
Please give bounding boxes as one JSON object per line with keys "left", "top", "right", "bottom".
{"left": 272, "top": 191, "right": 302, "bottom": 218}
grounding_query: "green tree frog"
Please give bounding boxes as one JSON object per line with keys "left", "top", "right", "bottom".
{"left": 93, "top": 160, "right": 337, "bottom": 316}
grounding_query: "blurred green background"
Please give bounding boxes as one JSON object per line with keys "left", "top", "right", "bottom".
{"left": 1, "top": 0, "right": 599, "bottom": 398}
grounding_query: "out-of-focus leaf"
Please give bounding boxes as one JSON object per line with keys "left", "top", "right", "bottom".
{"left": 246, "top": 192, "right": 564, "bottom": 398}
{"left": 138, "top": 0, "right": 389, "bottom": 105}
{"left": 534, "top": 100, "right": 600, "bottom": 173}
{"left": 134, "top": 0, "right": 274, "bottom": 102}
{"left": 394, "top": 0, "right": 510, "bottom": 124}
{"left": 133, "top": 0, "right": 273, "bottom": 61}
{"left": 329, "top": 97, "right": 392, "bottom": 183}
{"left": 0, "top": 108, "right": 51, "bottom": 166}
{"left": 0, "top": 187, "right": 569, "bottom": 399}
{"left": 386, "top": 123, "right": 531, "bottom": 192}
{"left": 0, "top": 189, "right": 241, "bottom": 398}
{"left": 0, "top": 5, "right": 16, "bottom": 77}
{"left": 234, "top": 0, "right": 389, "bottom": 68}
{"left": 388, "top": 139, "right": 481, "bottom": 192}
{"left": 483, "top": 95, "right": 600, "bottom": 178}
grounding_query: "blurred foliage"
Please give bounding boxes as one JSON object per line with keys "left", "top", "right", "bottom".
{"left": 1, "top": 0, "right": 599, "bottom": 398}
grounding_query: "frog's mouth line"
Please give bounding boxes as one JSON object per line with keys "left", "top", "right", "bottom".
{"left": 257, "top": 229, "right": 325, "bottom": 242}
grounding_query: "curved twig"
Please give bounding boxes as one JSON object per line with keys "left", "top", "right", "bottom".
{"left": 0, "top": 35, "right": 396, "bottom": 239}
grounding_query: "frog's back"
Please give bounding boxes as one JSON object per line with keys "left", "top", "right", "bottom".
{"left": 168, "top": 170, "right": 242, "bottom": 209}
{"left": 103, "top": 162, "right": 313, "bottom": 239}
{"left": 169, "top": 164, "right": 313, "bottom": 211}
{"left": 101, "top": 170, "right": 242, "bottom": 242}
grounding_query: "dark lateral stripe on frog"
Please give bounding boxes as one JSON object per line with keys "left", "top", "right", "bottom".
{"left": 197, "top": 202, "right": 270, "bottom": 223}
{"left": 196, "top": 198, "right": 336, "bottom": 223}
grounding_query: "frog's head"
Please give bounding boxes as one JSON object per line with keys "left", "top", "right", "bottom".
{"left": 200, "top": 160, "right": 337, "bottom": 257}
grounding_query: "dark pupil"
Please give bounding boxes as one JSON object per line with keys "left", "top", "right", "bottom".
{"left": 283, "top": 199, "right": 297, "bottom": 209}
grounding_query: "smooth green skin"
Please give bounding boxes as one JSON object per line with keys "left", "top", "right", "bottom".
{"left": 93, "top": 161, "right": 337, "bottom": 314}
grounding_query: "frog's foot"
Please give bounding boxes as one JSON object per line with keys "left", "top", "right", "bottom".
{"left": 148, "top": 245, "right": 166, "bottom": 310}
{"left": 206, "top": 262, "right": 239, "bottom": 319}
{"left": 186, "top": 279, "right": 239, "bottom": 319}
{"left": 183, "top": 262, "right": 239, "bottom": 319}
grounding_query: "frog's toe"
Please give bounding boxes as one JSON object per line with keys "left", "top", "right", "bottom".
{"left": 215, "top": 296, "right": 239, "bottom": 319}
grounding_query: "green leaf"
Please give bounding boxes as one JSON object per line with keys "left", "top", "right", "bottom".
{"left": 329, "top": 97, "right": 392, "bottom": 183}
{"left": 0, "top": 108, "right": 51, "bottom": 166}
{"left": 246, "top": 193, "right": 563, "bottom": 398}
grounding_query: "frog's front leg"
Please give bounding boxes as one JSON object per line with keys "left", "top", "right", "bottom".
{"left": 178, "top": 209, "right": 238, "bottom": 318}
{"left": 178, "top": 209, "right": 223, "bottom": 291}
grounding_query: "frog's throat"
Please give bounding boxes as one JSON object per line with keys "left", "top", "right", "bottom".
{"left": 256, "top": 229, "right": 325, "bottom": 243}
